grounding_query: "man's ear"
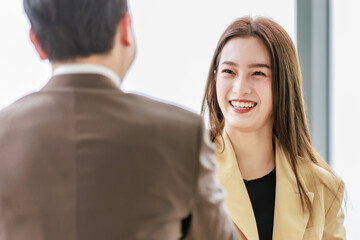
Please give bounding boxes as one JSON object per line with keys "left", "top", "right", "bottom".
{"left": 29, "top": 30, "right": 48, "bottom": 60}
{"left": 117, "top": 12, "right": 132, "bottom": 46}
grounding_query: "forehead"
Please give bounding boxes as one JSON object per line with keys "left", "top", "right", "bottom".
{"left": 219, "top": 36, "right": 271, "bottom": 66}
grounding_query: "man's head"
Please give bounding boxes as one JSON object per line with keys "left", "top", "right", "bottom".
{"left": 24, "top": 0, "right": 136, "bottom": 78}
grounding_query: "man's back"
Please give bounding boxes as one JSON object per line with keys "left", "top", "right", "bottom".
{"left": 0, "top": 73, "right": 237, "bottom": 240}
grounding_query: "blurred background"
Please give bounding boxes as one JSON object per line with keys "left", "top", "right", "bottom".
{"left": 1, "top": 0, "right": 359, "bottom": 238}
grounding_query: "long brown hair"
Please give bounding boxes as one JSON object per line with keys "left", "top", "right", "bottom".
{"left": 201, "top": 17, "right": 321, "bottom": 213}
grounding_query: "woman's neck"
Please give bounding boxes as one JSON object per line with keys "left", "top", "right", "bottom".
{"left": 225, "top": 125, "right": 275, "bottom": 180}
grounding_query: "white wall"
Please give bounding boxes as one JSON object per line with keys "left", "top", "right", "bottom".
{"left": 331, "top": 1, "right": 360, "bottom": 239}
{"left": 125, "top": 0, "right": 295, "bottom": 112}
{"left": 0, "top": 0, "right": 295, "bottom": 113}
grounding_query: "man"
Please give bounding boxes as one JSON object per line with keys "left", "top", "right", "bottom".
{"left": 0, "top": 0, "right": 238, "bottom": 239}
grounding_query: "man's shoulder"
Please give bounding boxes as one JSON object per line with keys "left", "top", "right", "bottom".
{"left": 0, "top": 92, "right": 39, "bottom": 122}
{"left": 0, "top": 90, "right": 205, "bottom": 138}
{"left": 124, "top": 92, "right": 202, "bottom": 126}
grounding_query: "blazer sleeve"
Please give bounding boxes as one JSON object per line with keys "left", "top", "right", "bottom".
{"left": 185, "top": 122, "right": 239, "bottom": 240}
{"left": 323, "top": 180, "right": 346, "bottom": 240}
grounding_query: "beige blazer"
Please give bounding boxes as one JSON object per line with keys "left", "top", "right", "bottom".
{"left": 215, "top": 132, "right": 346, "bottom": 240}
{"left": 0, "top": 74, "right": 238, "bottom": 240}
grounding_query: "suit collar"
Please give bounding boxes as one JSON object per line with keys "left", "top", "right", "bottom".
{"left": 53, "top": 63, "right": 121, "bottom": 87}
{"left": 41, "top": 73, "right": 122, "bottom": 92}
{"left": 215, "top": 132, "right": 313, "bottom": 240}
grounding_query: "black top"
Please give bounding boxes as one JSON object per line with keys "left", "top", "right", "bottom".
{"left": 244, "top": 168, "right": 276, "bottom": 240}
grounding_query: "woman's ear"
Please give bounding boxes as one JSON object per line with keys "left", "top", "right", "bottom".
{"left": 29, "top": 30, "right": 48, "bottom": 60}
{"left": 214, "top": 70, "right": 217, "bottom": 81}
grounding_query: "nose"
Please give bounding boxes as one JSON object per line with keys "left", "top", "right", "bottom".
{"left": 232, "top": 73, "right": 251, "bottom": 95}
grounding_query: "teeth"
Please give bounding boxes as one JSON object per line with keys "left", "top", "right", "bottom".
{"left": 231, "top": 101, "right": 255, "bottom": 109}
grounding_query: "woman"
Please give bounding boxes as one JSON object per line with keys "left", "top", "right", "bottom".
{"left": 201, "top": 17, "right": 345, "bottom": 240}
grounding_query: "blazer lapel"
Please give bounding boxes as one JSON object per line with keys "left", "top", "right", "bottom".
{"left": 272, "top": 139, "right": 314, "bottom": 240}
{"left": 215, "top": 132, "right": 259, "bottom": 240}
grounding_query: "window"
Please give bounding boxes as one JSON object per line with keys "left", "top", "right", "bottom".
{"left": 331, "top": 0, "right": 360, "bottom": 238}
{"left": 122, "top": 0, "right": 296, "bottom": 112}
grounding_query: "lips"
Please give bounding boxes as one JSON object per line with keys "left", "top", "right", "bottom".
{"left": 229, "top": 100, "right": 257, "bottom": 113}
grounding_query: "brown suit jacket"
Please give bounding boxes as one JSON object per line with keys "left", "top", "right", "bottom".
{"left": 0, "top": 74, "right": 238, "bottom": 240}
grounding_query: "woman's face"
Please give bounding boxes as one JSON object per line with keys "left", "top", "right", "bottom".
{"left": 216, "top": 36, "right": 273, "bottom": 134}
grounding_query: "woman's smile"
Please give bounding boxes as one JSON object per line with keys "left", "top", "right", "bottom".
{"left": 229, "top": 100, "right": 257, "bottom": 113}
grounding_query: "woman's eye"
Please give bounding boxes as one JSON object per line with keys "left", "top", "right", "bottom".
{"left": 222, "top": 69, "right": 234, "bottom": 74}
{"left": 253, "top": 71, "right": 265, "bottom": 76}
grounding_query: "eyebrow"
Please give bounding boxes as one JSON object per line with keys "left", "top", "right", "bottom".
{"left": 220, "top": 61, "right": 271, "bottom": 69}
{"left": 220, "top": 61, "right": 238, "bottom": 67}
{"left": 249, "top": 63, "right": 271, "bottom": 69}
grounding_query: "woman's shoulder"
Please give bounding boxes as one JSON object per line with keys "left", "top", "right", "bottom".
{"left": 301, "top": 158, "right": 344, "bottom": 198}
